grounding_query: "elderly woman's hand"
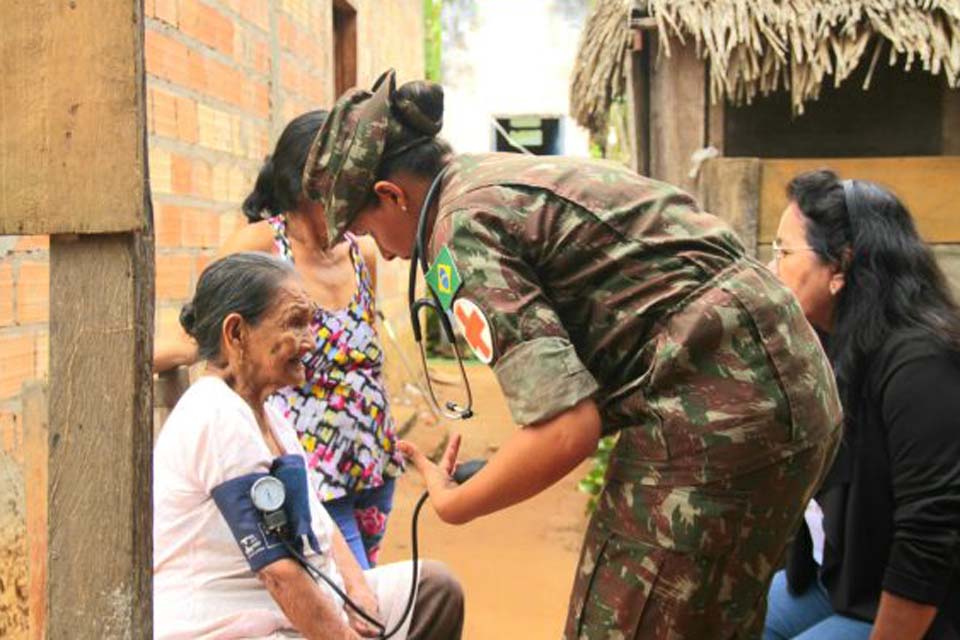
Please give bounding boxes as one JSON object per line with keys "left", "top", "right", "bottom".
{"left": 344, "top": 584, "right": 382, "bottom": 638}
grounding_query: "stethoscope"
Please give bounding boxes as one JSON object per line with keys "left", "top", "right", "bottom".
{"left": 407, "top": 166, "right": 475, "bottom": 421}
{"left": 252, "top": 459, "right": 486, "bottom": 639}
{"left": 243, "top": 166, "right": 483, "bottom": 638}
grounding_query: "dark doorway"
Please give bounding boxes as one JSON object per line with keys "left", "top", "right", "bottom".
{"left": 724, "top": 60, "right": 944, "bottom": 158}
{"left": 493, "top": 115, "right": 563, "bottom": 155}
{"left": 333, "top": 0, "right": 357, "bottom": 98}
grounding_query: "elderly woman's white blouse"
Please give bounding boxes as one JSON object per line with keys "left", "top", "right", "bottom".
{"left": 153, "top": 376, "right": 346, "bottom": 639}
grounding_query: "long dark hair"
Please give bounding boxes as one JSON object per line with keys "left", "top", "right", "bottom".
{"left": 242, "top": 110, "right": 329, "bottom": 222}
{"left": 788, "top": 170, "right": 960, "bottom": 408}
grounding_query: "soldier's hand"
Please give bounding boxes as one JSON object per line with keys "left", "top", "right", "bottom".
{"left": 398, "top": 436, "right": 463, "bottom": 523}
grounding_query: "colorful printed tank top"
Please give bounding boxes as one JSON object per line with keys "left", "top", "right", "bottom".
{"left": 266, "top": 215, "right": 404, "bottom": 501}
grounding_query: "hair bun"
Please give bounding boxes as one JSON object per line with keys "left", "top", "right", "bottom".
{"left": 392, "top": 80, "right": 444, "bottom": 136}
{"left": 241, "top": 155, "right": 277, "bottom": 222}
{"left": 179, "top": 303, "right": 197, "bottom": 336}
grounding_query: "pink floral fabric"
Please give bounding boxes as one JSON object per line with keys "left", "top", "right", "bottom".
{"left": 266, "top": 215, "right": 404, "bottom": 501}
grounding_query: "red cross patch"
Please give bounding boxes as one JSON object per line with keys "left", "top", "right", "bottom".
{"left": 452, "top": 298, "right": 495, "bottom": 364}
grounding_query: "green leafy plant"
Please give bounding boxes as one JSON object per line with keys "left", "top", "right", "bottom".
{"left": 424, "top": 0, "right": 443, "bottom": 81}
{"left": 577, "top": 434, "right": 617, "bottom": 513}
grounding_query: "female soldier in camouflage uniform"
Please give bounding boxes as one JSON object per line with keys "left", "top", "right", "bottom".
{"left": 302, "top": 70, "right": 842, "bottom": 639}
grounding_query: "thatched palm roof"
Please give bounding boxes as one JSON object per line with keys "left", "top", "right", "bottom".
{"left": 571, "top": 0, "right": 960, "bottom": 131}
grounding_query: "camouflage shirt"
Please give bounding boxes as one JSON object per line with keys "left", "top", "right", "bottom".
{"left": 428, "top": 152, "right": 749, "bottom": 430}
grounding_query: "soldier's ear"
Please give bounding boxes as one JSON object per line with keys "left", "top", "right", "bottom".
{"left": 372, "top": 180, "right": 407, "bottom": 212}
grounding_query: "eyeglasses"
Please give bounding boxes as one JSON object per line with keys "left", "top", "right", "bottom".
{"left": 771, "top": 239, "right": 817, "bottom": 264}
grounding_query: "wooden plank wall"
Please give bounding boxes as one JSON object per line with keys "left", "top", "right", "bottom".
{"left": 699, "top": 158, "right": 761, "bottom": 256}
{"left": 0, "top": 1, "right": 146, "bottom": 235}
{"left": 944, "top": 88, "right": 960, "bottom": 155}
{"left": 0, "top": 0, "right": 155, "bottom": 637}
{"left": 758, "top": 157, "right": 960, "bottom": 243}
{"left": 702, "top": 154, "right": 960, "bottom": 299}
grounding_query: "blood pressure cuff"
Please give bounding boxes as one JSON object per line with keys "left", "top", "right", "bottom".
{"left": 270, "top": 454, "right": 321, "bottom": 558}
{"left": 210, "top": 455, "right": 320, "bottom": 573}
{"left": 211, "top": 472, "right": 291, "bottom": 572}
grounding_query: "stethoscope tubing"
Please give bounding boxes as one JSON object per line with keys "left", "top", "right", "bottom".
{"left": 407, "top": 166, "right": 474, "bottom": 421}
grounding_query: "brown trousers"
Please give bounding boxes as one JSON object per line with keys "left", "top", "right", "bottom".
{"left": 409, "top": 560, "right": 465, "bottom": 640}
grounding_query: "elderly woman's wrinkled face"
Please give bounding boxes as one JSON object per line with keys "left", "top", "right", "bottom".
{"left": 768, "top": 202, "right": 842, "bottom": 331}
{"left": 240, "top": 276, "right": 316, "bottom": 392}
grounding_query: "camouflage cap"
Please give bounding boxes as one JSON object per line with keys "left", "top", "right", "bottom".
{"left": 301, "top": 69, "right": 396, "bottom": 247}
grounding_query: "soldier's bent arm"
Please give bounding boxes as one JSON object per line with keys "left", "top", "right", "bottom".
{"left": 414, "top": 204, "right": 607, "bottom": 523}
{"left": 421, "top": 398, "right": 601, "bottom": 525}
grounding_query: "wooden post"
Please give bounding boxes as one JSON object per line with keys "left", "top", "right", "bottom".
{"left": 48, "top": 233, "right": 154, "bottom": 637}
{"left": 943, "top": 84, "right": 960, "bottom": 155}
{"left": 154, "top": 367, "right": 191, "bottom": 441}
{"left": 0, "top": 1, "right": 154, "bottom": 637}
{"left": 699, "top": 158, "right": 762, "bottom": 256}
{"left": 707, "top": 98, "right": 725, "bottom": 153}
{"left": 23, "top": 383, "right": 48, "bottom": 640}
{"left": 624, "top": 34, "right": 649, "bottom": 175}
{"left": 648, "top": 35, "right": 708, "bottom": 193}
{"left": 334, "top": 0, "right": 359, "bottom": 97}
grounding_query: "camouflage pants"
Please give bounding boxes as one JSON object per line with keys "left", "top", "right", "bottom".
{"left": 564, "top": 439, "right": 837, "bottom": 640}
{"left": 565, "top": 262, "right": 842, "bottom": 639}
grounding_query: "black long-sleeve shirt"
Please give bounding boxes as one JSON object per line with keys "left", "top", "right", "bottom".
{"left": 787, "top": 331, "right": 960, "bottom": 637}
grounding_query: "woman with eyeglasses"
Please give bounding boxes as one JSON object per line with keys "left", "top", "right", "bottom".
{"left": 298, "top": 69, "right": 844, "bottom": 639}
{"left": 764, "top": 170, "right": 960, "bottom": 640}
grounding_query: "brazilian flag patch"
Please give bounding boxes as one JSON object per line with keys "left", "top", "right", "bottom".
{"left": 425, "top": 245, "right": 462, "bottom": 312}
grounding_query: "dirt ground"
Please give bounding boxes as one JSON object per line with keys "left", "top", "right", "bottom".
{"left": 379, "top": 363, "right": 592, "bottom": 640}
{"left": 0, "top": 451, "right": 28, "bottom": 638}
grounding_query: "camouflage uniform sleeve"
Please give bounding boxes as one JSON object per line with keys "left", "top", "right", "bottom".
{"left": 440, "top": 207, "right": 599, "bottom": 426}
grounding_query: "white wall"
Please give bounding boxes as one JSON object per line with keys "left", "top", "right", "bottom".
{"left": 441, "top": 0, "right": 591, "bottom": 157}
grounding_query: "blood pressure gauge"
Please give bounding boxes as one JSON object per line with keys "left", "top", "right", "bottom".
{"left": 250, "top": 476, "right": 286, "bottom": 512}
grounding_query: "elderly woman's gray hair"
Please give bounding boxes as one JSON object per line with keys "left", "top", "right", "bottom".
{"left": 180, "top": 252, "right": 296, "bottom": 361}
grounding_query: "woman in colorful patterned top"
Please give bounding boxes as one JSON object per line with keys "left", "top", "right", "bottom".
{"left": 154, "top": 110, "right": 404, "bottom": 569}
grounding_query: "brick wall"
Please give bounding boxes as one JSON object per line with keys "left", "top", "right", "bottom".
{"left": 350, "top": 0, "right": 427, "bottom": 386}
{"left": 0, "top": 0, "right": 423, "bottom": 458}
{"left": 0, "top": 237, "right": 49, "bottom": 470}
{"left": 0, "top": 2, "right": 422, "bottom": 635}
{"left": 147, "top": 0, "right": 330, "bottom": 342}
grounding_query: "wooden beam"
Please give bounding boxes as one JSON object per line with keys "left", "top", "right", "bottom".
{"left": 23, "top": 383, "right": 47, "bottom": 640}
{"left": 48, "top": 231, "right": 154, "bottom": 638}
{"left": 943, "top": 86, "right": 960, "bottom": 155}
{"left": 334, "top": 0, "right": 358, "bottom": 98}
{"left": 624, "top": 47, "right": 648, "bottom": 175}
{"left": 758, "top": 156, "right": 960, "bottom": 244}
{"left": 154, "top": 367, "right": 191, "bottom": 441}
{"left": 0, "top": 0, "right": 146, "bottom": 235}
{"left": 648, "top": 36, "right": 707, "bottom": 193}
{"left": 707, "top": 99, "right": 725, "bottom": 153}
{"left": 699, "top": 158, "right": 762, "bottom": 256}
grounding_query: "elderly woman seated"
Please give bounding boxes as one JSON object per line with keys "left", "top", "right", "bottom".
{"left": 153, "top": 252, "right": 463, "bottom": 640}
